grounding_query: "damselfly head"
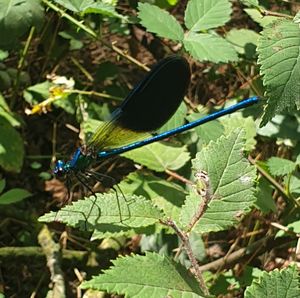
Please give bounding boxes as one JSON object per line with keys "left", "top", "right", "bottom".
{"left": 54, "top": 160, "right": 66, "bottom": 176}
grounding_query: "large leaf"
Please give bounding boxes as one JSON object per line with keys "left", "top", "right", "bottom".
{"left": 180, "top": 129, "right": 256, "bottom": 233}
{"left": 122, "top": 142, "right": 190, "bottom": 172}
{"left": 0, "top": 117, "right": 24, "bottom": 173}
{"left": 81, "top": 252, "right": 205, "bottom": 298}
{"left": 258, "top": 20, "right": 300, "bottom": 125}
{"left": 0, "top": 0, "right": 44, "bottom": 48}
{"left": 245, "top": 265, "right": 300, "bottom": 298}
{"left": 138, "top": 2, "right": 184, "bottom": 41}
{"left": 183, "top": 32, "right": 238, "bottom": 63}
{"left": 184, "top": 0, "right": 232, "bottom": 32}
{"left": 39, "top": 193, "right": 162, "bottom": 231}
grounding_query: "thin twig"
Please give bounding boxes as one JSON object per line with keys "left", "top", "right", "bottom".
{"left": 160, "top": 219, "right": 209, "bottom": 296}
{"left": 198, "top": 236, "right": 292, "bottom": 272}
{"left": 165, "top": 169, "right": 194, "bottom": 185}
{"left": 259, "top": 8, "right": 293, "bottom": 19}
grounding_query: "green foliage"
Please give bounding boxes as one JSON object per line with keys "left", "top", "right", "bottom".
{"left": 0, "top": 117, "right": 24, "bottom": 173}
{"left": 255, "top": 178, "right": 277, "bottom": 214}
{"left": 123, "top": 142, "right": 190, "bottom": 171}
{"left": 138, "top": 3, "right": 184, "bottom": 41}
{"left": 39, "top": 193, "right": 162, "bottom": 233}
{"left": 1, "top": 0, "right": 300, "bottom": 296}
{"left": 226, "top": 29, "right": 259, "bottom": 57}
{"left": 184, "top": 32, "right": 238, "bottom": 63}
{"left": 180, "top": 129, "right": 256, "bottom": 233}
{"left": 258, "top": 19, "right": 300, "bottom": 126}
{"left": 0, "top": 182, "right": 32, "bottom": 205}
{"left": 244, "top": 8, "right": 278, "bottom": 27}
{"left": 267, "top": 157, "right": 296, "bottom": 176}
{"left": 138, "top": 1, "right": 238, "bottom": 63}
{"left": 0, "top": 0, "right": 44, "bottom": 48}
{"left": 53, "top": 0, "right": 125, "bottom": 19}
{"left": 81, "top": 252, "right": 205, "bottom": 298}
{"left": 245, "top": 265, "right": 300, "bottom": 298}
{"left": 184, "top": 0, "right": 231, "bottom": 31}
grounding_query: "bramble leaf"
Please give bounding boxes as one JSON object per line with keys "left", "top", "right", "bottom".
{"left": 81, "top": 252, "right": 205, "bottom": 297}
{"left": 185, "top": 0, "right": 232, "bottom": 31}
{"left": 138, "top": 3, "right": 184, "bottom": 41}
{"left": 184, "top": 32, "right": 238, "bottom": 63}
{"left": 267, "top": 157, "right": 296, "bottom": 176}
{"left": 258, "top": 20, "right": 300, "bottom": 125}
{"left": 245, "top": 265, "right": 300, "bottom": 298}
{"left": 180, "top": 129, "right": 256, "bottom": 233}
{"left": 123, "top": 142, "right": 190, "bottom": 171}
{"left": 39, "top": 193, "right": 162, "bottom": 232}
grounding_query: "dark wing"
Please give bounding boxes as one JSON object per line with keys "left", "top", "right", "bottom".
{"left": 88, "top": 56, "right": 191, "bottom": 151}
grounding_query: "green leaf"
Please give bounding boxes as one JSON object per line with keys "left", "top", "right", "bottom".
{"left": 184, "top": 0, "right": 232, "bottom": 32}
{"left": 138, "top": 3, "right": 184, "bottom": 41}
{"left": 245, "top": 265, "right": 300, "bottom": 298}
{"left": 52, "top": 0, "right": 96, "bottom": 12}
{"left": 119, "top": 172, "right": 187, "bottom": 222}
{"left": 220, "top": 113, "right": 257, "bottom": 151}
{"left": 0, "top": 0, "right": 44, "bottom": 48}
{"left": 187, "top": 111, "right": 224, "bottom": 144}
{"left": 0, "top": 188, "right": 32, "bottom": 205}
{"left": 91, "top": 225, "right": 155, "bottom": 240}
{"left": 267, "top": 157, "right": 296, "bottom": 176}
{"left": 244, "top": 8, "right": 278, "bottom": 27}
{"left": 258, "top": 20, "right": 300, "bottom": 126}
{"left": 0, "top": 179, "right": 5, "bottom": 193}
{"left": 39, "top": 193, "right": 162, "bottom": 231}
{"left": 0, "top": 117, "right": 24, "bottom": 173}
{"left": 0, "top": 93, "right": 21, "bottom": 127}
{"left": 0, "top": 50, "right": 8, "bottom": 61}
{"left": 226, "top": 29, "right": 259, "bottom": 56}
{"left": 183, "top": 32, "right": 238, "bottom": 63}
{"left": 53, "top": 0, "right": 125, "bottom": 19}
{"left": 294, "top": 11, "right": 300, "bottom": 24}
{"left": 122, "top": 142, "right": 190, "bottom": 172}
{"left": 180, "top": 129, "right": 256, "bottom": 233}
{"left": 23, "top": 81, "right": 51, "bottom": 105}
{"left": 240, "top": 0, "right": 259, "bottom": 7}
{"left": 82, "top": 3, "right": 125, "bottom": 19}
{"left": 255, "top": 177, "right": 277, "bottom": 214}
{"left": 81, "top": 252, "right": 205, "bottom": 298}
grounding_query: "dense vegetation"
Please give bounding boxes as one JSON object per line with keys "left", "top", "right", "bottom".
{"left": 0, "top": 0, "right": 300, "bottom": 297}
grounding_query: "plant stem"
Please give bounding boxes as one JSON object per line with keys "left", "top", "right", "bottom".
{"left": 160, "top": 219, "right": 209, "bottom": 296}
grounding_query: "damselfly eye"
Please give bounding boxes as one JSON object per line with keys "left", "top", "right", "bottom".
{"left": 54, "top": 160, "right": 66, "bottom": 176}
